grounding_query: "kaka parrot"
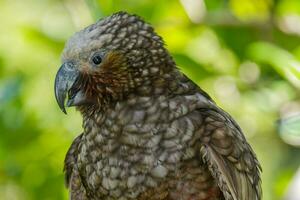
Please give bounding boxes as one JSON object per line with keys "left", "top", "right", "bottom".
{"left": 54, "top": 11, "right": 261, "bottom": 200}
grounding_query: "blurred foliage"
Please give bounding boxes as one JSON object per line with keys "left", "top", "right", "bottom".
{"left": 0, "top": 0, "right": 300, "bottom": 199}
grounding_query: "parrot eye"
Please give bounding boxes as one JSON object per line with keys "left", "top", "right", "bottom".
{"left": 92, "top": 54, "right": 102, "bottom": 65}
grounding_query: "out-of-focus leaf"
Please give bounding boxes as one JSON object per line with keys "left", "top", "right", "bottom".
{"left": 278, "top": 114, "right": 300, "bottom": 146}
{"left": 21, "top": 26, "right": 65, "bottom": 52}
{"left": 285, "top": 168, "right": 300, "bottom": 200}
{"left": 173, "top": 53, "right": 213, "bottom": 81}
{"left": 277, "top": 0, "right": 300, "bottom": 16}
{"left": 247, "top": 42, "right": 300, "bottom": 88}
{"left": 185, "top": 28, "right": 239, "bottom": 75}
{"left": 180, "top": 0, "right": 206, "bottom": 24}
{"left": 85, "top": 0, "right": 103, "bottom": 20}
{"left": 204, "top": 0, "right": 225, "bottom": 11}
{"left": 274, "top": 168, "right": 294, "bottom": 198}
{"left": 229, "top": 0, "right": 272, "bottom": 22}
{"left": 0, "top": 77, "right": 22, "bottom": 106}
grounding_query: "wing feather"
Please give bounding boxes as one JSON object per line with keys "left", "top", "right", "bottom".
{"left": 198, "top": 109, "right": 262, "bottom": 200}
{"left": 64, "top": 134, "right": 88, "bottom": 200}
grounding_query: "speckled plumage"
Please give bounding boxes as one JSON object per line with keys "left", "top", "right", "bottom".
{"left": 56, "top": 12, "right": 261, "bottom": 200}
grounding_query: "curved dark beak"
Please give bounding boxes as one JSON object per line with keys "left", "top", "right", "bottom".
{"left": 54, "top": 62, "right": 79, "bottom": 114}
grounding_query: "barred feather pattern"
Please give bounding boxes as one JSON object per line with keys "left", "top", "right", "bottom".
{"left": 64, "top": 73, "right": 261, "bottom": 199}
{"left": 61, "top": 11, "right": 261, "bottom": 200}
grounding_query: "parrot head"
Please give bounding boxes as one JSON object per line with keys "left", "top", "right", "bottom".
{"left": 54, "top": 11, "right": 174, "bottom": 114}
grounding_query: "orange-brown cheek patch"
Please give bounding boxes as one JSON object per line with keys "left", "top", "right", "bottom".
{"left": 79, "top": 51, "right": 130, "bottom": 104}
{"left": 100, "top": 51, "right": 125, "bottom": 71}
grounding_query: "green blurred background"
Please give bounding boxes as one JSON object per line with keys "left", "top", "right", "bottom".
{"left": 1, "top": 0, "right": 300, "bottom": 199}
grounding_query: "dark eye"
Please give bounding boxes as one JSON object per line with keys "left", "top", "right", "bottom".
{"left": 92, "top": 55, "right": 102, "bottom": 65}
